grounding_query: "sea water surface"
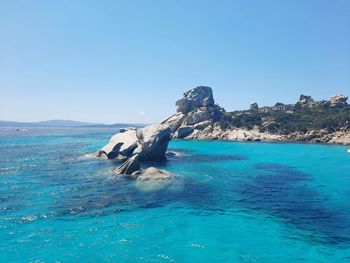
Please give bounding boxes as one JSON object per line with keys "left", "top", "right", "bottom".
{"left": 1, "top": 127, "right": 350, "bottom": 262}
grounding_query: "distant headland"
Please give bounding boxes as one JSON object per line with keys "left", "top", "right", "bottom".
{"left": 0, "top": 119, "right": 145, "bottom": 129}
{"left": 162, "top": 86, "right": 350, "bottom": 145}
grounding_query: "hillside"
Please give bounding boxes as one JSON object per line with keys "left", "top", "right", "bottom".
{"left": 163, "top": 87, "right": 350, "bottom": 145}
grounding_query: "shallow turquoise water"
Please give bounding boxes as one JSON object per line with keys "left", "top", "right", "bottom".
{"left": 1, "top": 128, "right": 350, "bottom": 262}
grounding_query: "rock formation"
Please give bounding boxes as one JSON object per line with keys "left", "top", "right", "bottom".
{"left": 162, "top": 86, "right": 350, "bottom": 145}
{"left": 99, "top": 129, "right": 138, "bottom": 159}
{"left": 96, "top": 86, "right": 349, "bottom": 179}
{"left": 98, "top": 124, "right": 172, "bottom": 176}
{"left": 330, "top": 94, "right": 348, "bottom": 106}
{"left": 250, "top": 103, "right": 259, "bottom": 111}
{"left": 295, "top": 94, "right": 316, "bottom": 108}
{"left": 114, "top": 154, "right": 141, "bottom": 176}
{"left": 98, "top": 124, "right": 171, "bottom": 161}
{"left": 162, "top": 86, "right": 223, "bottom": 139}
{"left": 175, "top": 86, "right": 214, "bottom": 113}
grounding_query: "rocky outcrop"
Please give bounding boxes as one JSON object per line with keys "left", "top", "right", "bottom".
{"left": 135, "top": 124, "right": 172, "bottom": 161}
{"left": 162, "top": 87, "right": 290, "bottom": 141}
{"left": 163, "top": 86, "right": 284, "bottom": 142}
{"left": 183, "top": 123, "right": 283, "bottom": 141}
{"left": 100, "top": 129, "right": 138, "bottom": 159}
{"left": 99, "top": 124, "right": 171, "bottom": 162}
{"left": 330, "top": 94, "right": 348, "bottom": 106}
{"left": 299, "top": 95, "right": 313, "bottom": 104}
{"left": 162, "top": 86, "right": 223, "bottom": 139}
{"left": 162, "top": 87, "right": 350, "bottom": 145}
{"left": 285, "top": 129, "right": 350, "bottom": 145}
{"left": 250, "top": 103, "right": 259, "bottom": 111}
{"left": 295, "top": 94, "right": 316, "bottom": 108}
{"left": 326, "top": 130, "right": 350, "bottom": 145}
{"left": 98, "top": 124, "right": 172, "bottom": 176}
{"left": 175, "top": 86, "right": 214, "bottom": 113}
{"left": 161, "top": 113, "right": 185, "bottom": 132}
{"left": 174, "top": 126, "right": 194, "bottom": 139}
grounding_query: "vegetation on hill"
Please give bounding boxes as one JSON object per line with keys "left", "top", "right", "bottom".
{"left": 218, "top": 104, "right": 350, "bottom": 134}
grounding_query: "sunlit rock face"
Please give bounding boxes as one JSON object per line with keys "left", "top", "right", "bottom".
{"left": 175, "top": 86, "right": 215, "bottom": 114}
{"left": 163, "top": 86, "right": 223, "bottom": 139}
{"left": 98, "top": 124, "right": 172, "bottom": 176}
{"left": 330, "top": 94, "right": 348, "bottom": 106}
{"left": 99, "top": 124, "right": 171, "bottom": 162}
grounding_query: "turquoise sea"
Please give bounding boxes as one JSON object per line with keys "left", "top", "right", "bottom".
{"left": 1, "top": 127, "right": 350, "bottom": 262}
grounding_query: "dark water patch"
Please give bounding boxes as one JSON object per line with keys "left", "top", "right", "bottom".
{"left": 168, "top": 147, "right": 247, "bottom": 163}
{"left": 51, "top": 173, "right": 220, "bottom": 219}
{"left": 238, "top": 163, "right": 350, "bottom": 245}
{"left": 167, "top": 153, "right": 247, "bottom": 165}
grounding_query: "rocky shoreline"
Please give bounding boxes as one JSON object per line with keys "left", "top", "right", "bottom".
{"left": 170, "top": 129, "right": 350, "bottom": 146}
{"left": 95, "top": 86, "right": 349, "bottom": 178}
{"left": 172, "top": 125, "right": 350, "bottom": 145}
{"left": 162, "top": 86, "right": 350, "bottom": 146}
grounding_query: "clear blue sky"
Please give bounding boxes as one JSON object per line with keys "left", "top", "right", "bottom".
{"left": 1, "top": 0, "right": 349, "bottom": 124}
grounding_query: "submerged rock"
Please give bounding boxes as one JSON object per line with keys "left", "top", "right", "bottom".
{"left": 98, "top": 123, "right": 172, "bottom": 177}
{"left": 137, "top": 167, "right": 173, "bottom": 181}
{"left": 299, "top": 94, "right": 313, "bottom": 104}
{"left": 135, "top": 167, "right": 174, "bottom": 191}
{"left": 161, "top": 112, "right": 185, "bottom": 132}
{"left": 295, "top": 94, "right": 316, "bottom": 108}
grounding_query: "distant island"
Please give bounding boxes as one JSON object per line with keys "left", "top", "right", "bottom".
{"left": 162, "top": 86, "right": 350, "bottom": 145}
{"left": 0, "top": 119, "right": 145, "bottom": 129}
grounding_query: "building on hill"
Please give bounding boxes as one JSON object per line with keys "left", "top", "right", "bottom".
{"left": 257, "top": 103, "right": 294, "bottom": 113}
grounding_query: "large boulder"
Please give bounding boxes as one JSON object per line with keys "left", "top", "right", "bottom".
{"left": 174, "top": 126, "right": 194, "bottom": 138}
{"left": 295, "top": 94, "right": 316, "bottom": 108}
{"left": 161, "top": 113, "right": 185, "bottom": 132}
{"left": 100, "top": 130, "right": 138, "bottom": 159}
{"left": 136, "top": 124, "right": 172, "bottom": 161}
{"left": 98, "top": 124, "right": 171, "bottom": 162}
{"left": 137, "top": 167, "right": 173, "bottom": 182}
{"left": 330, "top": 94, "right": 348, "bottom": 106}
{"left": 162, "top": 86, "right": 222, "bottom": 139}
{"left": 184, "top": 109, "right": 211, "bottom": 125}
{"left": 250, "top": 103, "right": 259, "bottom": 111}
{"left": 175, "top": 86, "right": 214, "bottom": 113}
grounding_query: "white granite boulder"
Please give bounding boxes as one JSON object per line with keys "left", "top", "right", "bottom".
{"left": 136, "top": 124, "right": 172, "bottom": 161}
{"left": 98, "top": 124, "right": 172, "bottom": 162}
{"left": 100, "top": 129, "right": 138, "bottom": 159}
{"left": 175, "top": 86, "right": 214, "bottom": 114}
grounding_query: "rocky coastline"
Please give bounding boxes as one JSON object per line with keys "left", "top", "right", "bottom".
{"left": 96, "top": 86, "right": 349, "bottom": 178}
{"left": 162, "top": 86, "right": 350, "bottom": 145}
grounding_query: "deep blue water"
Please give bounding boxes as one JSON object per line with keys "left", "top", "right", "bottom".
{"left": 1, "top": 127, "right": 350, "bottom": 262}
